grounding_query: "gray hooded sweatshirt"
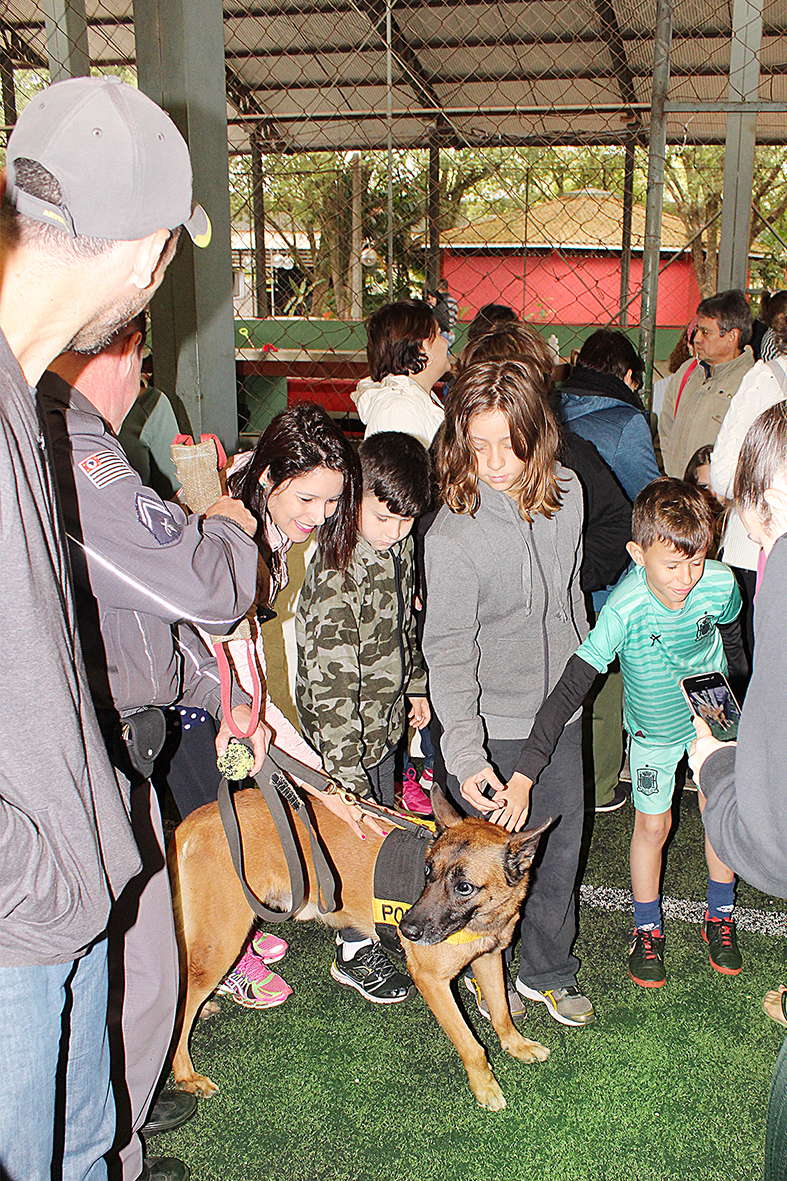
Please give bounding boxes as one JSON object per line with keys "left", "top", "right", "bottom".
{"left": 423, "top": 467, "right": 588, "bottom": 783}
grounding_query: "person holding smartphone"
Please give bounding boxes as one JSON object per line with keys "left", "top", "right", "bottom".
{"left": 689, "top": 401, "right": 787, "bottom": 1181}
{"left": 496, "top": 478, "right": 746, "bottom": 989}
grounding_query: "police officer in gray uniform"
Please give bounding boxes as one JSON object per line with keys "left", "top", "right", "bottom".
{"left": 40, "top": 312, "right": 266, "bottom": 1181}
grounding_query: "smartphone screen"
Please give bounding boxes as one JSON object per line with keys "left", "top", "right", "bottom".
{"left": 680, "top": 672, "right": 742, "bottom": 742}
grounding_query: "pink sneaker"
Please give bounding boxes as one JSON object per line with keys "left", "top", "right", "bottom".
{"left": 251, "top": 930, "right": 288, "bottom": 964}
{"left": 420, "top": 767, "right": 434, "bottom": 791}
{"left": 402, "top": 766, "right": 431, "bottom": 815}
{"left": 216, "top": 949, "right": 292, "bottom": 1009}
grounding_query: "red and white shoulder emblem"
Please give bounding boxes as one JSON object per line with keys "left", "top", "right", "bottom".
{"left": 78, "top": 450, "right": 133, "bottom": 488}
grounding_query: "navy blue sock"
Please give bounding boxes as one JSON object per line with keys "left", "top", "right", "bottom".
{"left": 633, "top": 897, "right": 662, "bottom": 933}
{"left": 707, "top": 877, "right": 735, "bottom": 921}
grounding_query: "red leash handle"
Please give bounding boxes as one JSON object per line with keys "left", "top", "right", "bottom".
{"left": 213, "top": 638, "right": 262, "bottom": 739}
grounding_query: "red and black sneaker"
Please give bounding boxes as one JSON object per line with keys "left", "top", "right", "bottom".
{"left": 628, "top": 926, "right": 666, "bottom": 988}
{"left": 702, "top": 913, "right": 742, "bottom": 975}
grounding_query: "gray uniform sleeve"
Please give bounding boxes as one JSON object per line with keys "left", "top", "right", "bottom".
{"left": 65, "top": 427, "right": 258, "bottom": 630}
{"left": 176, "top": 623, "right": 251, "bottom": 718}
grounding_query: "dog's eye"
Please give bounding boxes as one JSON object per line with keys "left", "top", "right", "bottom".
{"left": 424, "top": 863, "right": 433, "bottom": 880}
{"left": 454, "top": 880, "right": 475, "bottom": 896}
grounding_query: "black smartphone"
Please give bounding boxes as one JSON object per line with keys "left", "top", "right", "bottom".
{"left": 679, "top": 671, "right": 742, "bottom": 742}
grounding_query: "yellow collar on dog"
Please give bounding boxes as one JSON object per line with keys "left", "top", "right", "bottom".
{"left": 444, "top": 928, "right": 484, "bottom": 945}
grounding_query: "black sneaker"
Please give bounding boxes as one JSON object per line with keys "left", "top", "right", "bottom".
{"left": 628, "top": 927, "right": 666, "bottom": 988}
{"left": 702, "top": 914, "right": 742, "bottom": 975}
{"left": 595, "top": 783, "right": 629, "bottom": 813}
{"left": 330, "top": 940, "right": 413, "bottom": 1003}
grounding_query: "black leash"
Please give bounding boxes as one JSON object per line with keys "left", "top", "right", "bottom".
{"left": 216, "top": 743, "right": 435, "bottom": 923}
{"left": 216, "top": 744, "right": 340, "bottom": 923}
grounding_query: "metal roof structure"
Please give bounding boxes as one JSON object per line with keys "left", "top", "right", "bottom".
{"left": 2, "top": 0, "right": 787, "bottom": 153}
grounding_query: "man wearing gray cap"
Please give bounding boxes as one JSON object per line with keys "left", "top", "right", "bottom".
{"left": 0, "top": 76, "right": 214, "bottom": 1181}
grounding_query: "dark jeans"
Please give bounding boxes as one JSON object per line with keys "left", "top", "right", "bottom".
{"left": 340, "top": 747, "right": 397, "bottom": 942}
{"left": 365, "top": 746, "right": 397, "bottom": 808}
{"left": 444, "top": 720, "right": 584, "bottom": 992}
{"left": 153, "top": 708, "right": 225, "bottom": 819}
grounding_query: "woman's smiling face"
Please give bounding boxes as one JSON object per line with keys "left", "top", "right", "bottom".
{"left": 264, "top": 465, "right": 345, "bottom": 543}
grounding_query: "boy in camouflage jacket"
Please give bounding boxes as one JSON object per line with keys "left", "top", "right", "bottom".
{"left": 295, "top": 431, "right": 433, "bottom": 1004}
{"left": 296, "top": 431, "right": 432, "bottom": 803}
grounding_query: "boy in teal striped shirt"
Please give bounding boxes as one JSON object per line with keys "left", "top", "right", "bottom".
{"left": 506, "top": 478, "right": 745, "bottom": 988}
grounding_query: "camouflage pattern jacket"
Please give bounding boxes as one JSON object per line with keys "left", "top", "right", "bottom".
{"left": 295, "top": 533, "right": 428, "bottom": 796}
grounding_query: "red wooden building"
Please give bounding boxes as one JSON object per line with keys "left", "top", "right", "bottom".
{"left": 440, "top": 190, "right": 701, "bottom": 329}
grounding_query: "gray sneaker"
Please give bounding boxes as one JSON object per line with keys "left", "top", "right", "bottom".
{"left": 464, "top": 973, "right": 526, "bottom": 1022}
{"left": 515, "top": 981, "right": 595, "bottom": 1026}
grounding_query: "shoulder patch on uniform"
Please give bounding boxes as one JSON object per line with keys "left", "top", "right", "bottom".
{"left": 135, "top": 492, "right": 183, "bottom": 545}
{"left": 78, "top": 449, "right": 134, "bottom": 488}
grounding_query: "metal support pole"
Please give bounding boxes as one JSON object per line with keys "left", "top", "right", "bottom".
{"left": 385, "top": 0, "right": 393, "bottom": 299}
{"left": 250, "top": 126, "right": 268, "bottom": 319}
{"left": 426, "top": 137, "right": 440, "bottom": 291}
{"left": 134, "top": 0, "right": 239, "bottom": 451}
{"left": 0, "top": 42, "right": 16, "bottom": 133}
{"left": 42, "top": 0, "right": 89, "bottom": 82}
{"left": 717, "top": 0, "right": 763, "bottom": 291}
{"left": 619, "top": 138, "right": 635, "bottom": 328}
{"left": 522, "top": 167, "right": 530, "bottom": 316}
{"left": 639, "top": 0, "right": 672, "bottom": 408}
{"left": 350, "top": 151, "right": 363, "bottom": 319}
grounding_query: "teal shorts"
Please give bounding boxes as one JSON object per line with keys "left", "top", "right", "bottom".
{"left": 629, "top": 735, "right": 690, "bottom": 815}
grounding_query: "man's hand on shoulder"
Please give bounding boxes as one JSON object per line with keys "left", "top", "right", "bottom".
{"left": 205, "top": 495, "right": 256, "bottom": 537}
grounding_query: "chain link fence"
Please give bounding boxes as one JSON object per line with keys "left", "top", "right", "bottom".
{"left": 2, "top": 0, "right": 787, "bottom": 427}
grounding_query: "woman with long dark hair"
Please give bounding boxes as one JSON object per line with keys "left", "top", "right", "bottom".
{"left": 161, "top": 403, "right": 372, "bottom": 1009}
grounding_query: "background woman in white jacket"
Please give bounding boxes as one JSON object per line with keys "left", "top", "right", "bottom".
{"left": 353, "top": 300, "right": 449, "bottom": 449}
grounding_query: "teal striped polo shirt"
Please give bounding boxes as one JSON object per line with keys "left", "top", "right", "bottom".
{"left": 577, "top": 560, "right": 741, "bottom": 746}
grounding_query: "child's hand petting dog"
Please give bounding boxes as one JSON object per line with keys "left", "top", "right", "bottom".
{"left": 408, "top": 696, "right": 431, "bottom": 729}
{"left": 461, "top": 769, "right": 533, "bottom": 831}
{"left": 487, "top": 772, "right": 533, "bottom": 833}
{"left": 461, "top": 766, "right": 506, "bottom": 813}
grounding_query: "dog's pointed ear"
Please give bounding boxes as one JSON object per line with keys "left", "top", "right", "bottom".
{"left": 503, "top": 817, "right": 553, "bottom": 885}
{"left": 431, "top": 785, "right": 462, "bottom": 832}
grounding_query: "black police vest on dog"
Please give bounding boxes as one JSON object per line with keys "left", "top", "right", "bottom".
{"left": 372, "top": 825, "right": 433, "bottom": 955}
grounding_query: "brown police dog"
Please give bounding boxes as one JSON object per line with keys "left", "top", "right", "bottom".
{"left": 169, "top": 785, "right": 550, "bottom": 1111}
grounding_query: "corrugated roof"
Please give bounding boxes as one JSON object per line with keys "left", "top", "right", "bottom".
{"left": 3, "top": 0, "right": 787, "bottom": 152}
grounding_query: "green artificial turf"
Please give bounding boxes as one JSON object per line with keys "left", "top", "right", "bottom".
{"left": 154, "top": 791, "right": 784, "bottom": 1181}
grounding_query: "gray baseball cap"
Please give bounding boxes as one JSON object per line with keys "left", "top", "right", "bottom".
{"left": 6, "top": 76, "right": 211, "bottom": 247}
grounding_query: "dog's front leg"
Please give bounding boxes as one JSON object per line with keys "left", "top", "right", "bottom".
{"left": 407, "top": 951, "right": 507, "bottom": 1111}
{"left": 470, "top": 951, "right": 550, "bottom": 1064}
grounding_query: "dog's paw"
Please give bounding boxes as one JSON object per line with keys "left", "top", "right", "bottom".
{"left": 198, "top": 999, "right": 221, "bottom": 1021}
{"left": 472, "top": 1076, "right": 507, "bottom": 1111}
{"left": 506, "top": 1035, "right": 550, "bottom": 1064}
{"left": 176, "top": 1074, "right": 220, "bottom": 1097}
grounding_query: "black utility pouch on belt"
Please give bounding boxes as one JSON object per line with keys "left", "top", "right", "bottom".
{"left": 112, "top": 707, "right": 167, "bottom": 780}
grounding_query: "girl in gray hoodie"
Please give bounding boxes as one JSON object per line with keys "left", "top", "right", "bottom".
{"left": 423, "top": 358, "right": 595, "bottom": 1028}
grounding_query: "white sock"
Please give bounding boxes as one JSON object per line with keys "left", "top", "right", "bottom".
{"left": 337, "top": 935, "right": 373, "bottom": 959}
